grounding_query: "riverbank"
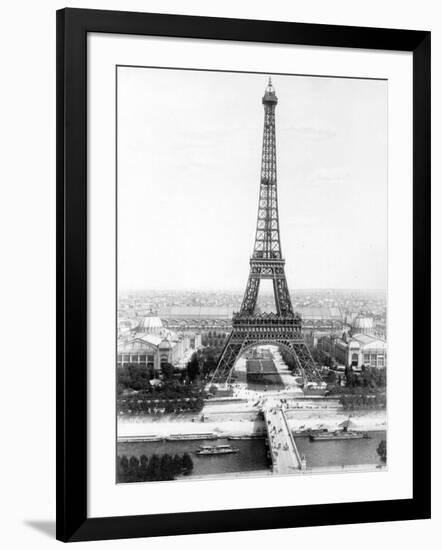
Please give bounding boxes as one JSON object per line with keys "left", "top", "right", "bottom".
{"left": 118, "top": 418, "right": 264, "bottom": 439}
{"left": 118, "top": 408, "right": 386, "bottom": 440}
{"left": 286, "top": 408, "right": 386, "bottom": 432}
{"left": 188, "top": 462, "right": 386, "bottom": 480}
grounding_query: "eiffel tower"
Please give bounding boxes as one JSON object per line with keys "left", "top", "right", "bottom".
{"left": 211, "top": 78, "right": 322, "bottom": 385}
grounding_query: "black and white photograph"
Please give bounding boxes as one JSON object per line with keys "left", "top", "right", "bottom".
{"left": 116, "top": 67, "right": 388, "bottom": 484}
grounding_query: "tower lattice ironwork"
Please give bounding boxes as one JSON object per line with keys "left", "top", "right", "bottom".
{"left": 211, "top": 78, "right": 322, "bottom": 385}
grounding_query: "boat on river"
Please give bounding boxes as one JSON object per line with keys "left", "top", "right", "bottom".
{"left": 195, "top": 444, "right": 239, "bottom": 456}
{"left": 168, "top": 433, "right": 218, "bottom": 441}
{"left": 309, "top": 430, "right": 370, "bottom": 441}
{"left": 228, "top": 434, "right": 265, "bottom": 440}
{"left": 118, "top": 435, "right": 164, "bottom": 443}
{"left": 292, "top": 428, "right": 329, "bottom": 438}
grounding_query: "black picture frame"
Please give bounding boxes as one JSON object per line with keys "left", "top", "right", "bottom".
{"left": 56, "top": 7, "right": 431, "bottom": 543}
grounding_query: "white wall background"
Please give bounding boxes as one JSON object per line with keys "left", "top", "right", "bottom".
{"left": 0, "top": 1, "right": 439, "bottom": 549}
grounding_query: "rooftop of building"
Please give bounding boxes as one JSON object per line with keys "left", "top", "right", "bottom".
{"left": 351, "top": 333, "right": 386, "bottom": 346}
{"left": 352, "top": 316, "right": 374, "bottom": 331}
{"left": 137, "top": 314, "right": 163, "bottom": 331}
{"left": 118, "top": 333, "right": 163, "bottom": 349}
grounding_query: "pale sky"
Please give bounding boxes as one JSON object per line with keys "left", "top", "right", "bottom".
{"left": 117, "top": 67, "right": 387, "bottom": 292}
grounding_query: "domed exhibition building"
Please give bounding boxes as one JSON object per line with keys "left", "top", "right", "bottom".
{"left": 317, "top": 315, "right": 387, "bottom": 369}
{"left": 117, "top": 313, "right": 202, "bottom": 372}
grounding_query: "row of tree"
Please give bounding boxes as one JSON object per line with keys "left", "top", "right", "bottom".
{"left": 117, "top": 363, "right": 178, "bottom": 394}
{"left": 117, "top": 453, "right": 194, "bottom": 482}
{"left": 326, "top": 366, "right": 386, "bottom": 394}
{"left": 340, "top": 393, "right": 386, "bottom": 410}
{"left": 311, "top": 348, "right": 336, "bottom": 367}
{"left": 118, "top": 364, "right": 205, "bottom": 395}
{"left": 118, "top": 396, "right": 205, "bottom": 415}
{"left": 117, "top": 347, "right": 223, "bottom": 416}
{"left": 344, "top": 366, "right": 386, "bottom": 389}
{"left": 125, "top": 381, "right": 204, "bottom": 399}
{"left": 323, "top": 366, "right": 387, "bottom": 410}
{"left": 118, "top": 346, "right": 222, "bottom": 395}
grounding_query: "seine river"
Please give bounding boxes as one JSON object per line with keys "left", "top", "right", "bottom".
{"left": 295, "top": 430, "right": 386, "bottom": 468}
{"left": 117, "top": 430, "right": 386, "bottom": 478}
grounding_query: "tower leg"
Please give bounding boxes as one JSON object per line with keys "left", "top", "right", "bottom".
{"left": 240, "top": 275, "right": 260, "bottom": 316}
{"left": 210, "top": 332, "right": 243, "bottom": 385}
{"left": 292, "top": 342, "right": 322, "bottom": 382}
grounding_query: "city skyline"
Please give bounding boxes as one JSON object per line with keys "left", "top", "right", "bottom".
{"left": 118, "top": 286, "right": 387, "bottom": 294}
{"left": 117, "top": 68, "right": 387, "bottom": 292}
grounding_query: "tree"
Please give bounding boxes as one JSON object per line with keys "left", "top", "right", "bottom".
{"left": 200, "top": 347, "right": 220, "bottom": 377}
{"left": 117, "top": 363, "right": 152, "bottom": 392}
{"left": 345, "top": 366, "right": 356, "bottom": 387}
{"left": 138, "top": 454, "right": 149, "bottom": 479}
{"left": 182, "top": 452, "right": 194, "bottom": 474}
{"left": 187, "top": 353, "right": 200, "bottom": 381}
{"left": 146, "top": 454, "right": 162, "bottom": 480}
{"left": 377, "top": 440, "right": 387, "bottom": 463}
{"left": 161, "top": 362, "right": 174, "bottom": 380}
{"left": 120, "top": 455, "right": 129, "bottom": 474}
{"left": 129, "top": 455, "right": 140, "bottom": 477}
{"left": 172, "top": 454, "right": 183, "bottom": 476}
{"left": 160, "top": 453, "right": 174, "bottom": 480}
{"left": 116, "top": 456, "right": 123, "bottom": 479}
{"left": 193, "top": 397, "right": 204, "bottom": 411}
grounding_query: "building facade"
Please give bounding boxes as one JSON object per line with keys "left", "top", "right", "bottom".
{"left": 117, "top": 314, "right": 201, "bottom": 371}
{"left": 317, "top": 316, "right": 387, "bottom": 369}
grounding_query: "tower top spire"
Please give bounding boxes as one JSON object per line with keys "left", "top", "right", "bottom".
{"left": 262, "top": 76, "right": 278, "bottom": 105}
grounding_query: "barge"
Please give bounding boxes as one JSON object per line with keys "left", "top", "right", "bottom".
{"left": 167, "top": 433, "right": 218, "bottom": 441}
{"left": 195, "top": 444, "right": 239, "bottom": 456}
{"left": 117, "top": 435, "right": 165, "bottom": 443}
{"left": 309, "top": 430, "right": 370, "bottom": 441}
{"left": 227, "top": 434, "right": 265, "bottom": 440}
{"left": 292, "top": 428, "right": 329, "bottom": 438}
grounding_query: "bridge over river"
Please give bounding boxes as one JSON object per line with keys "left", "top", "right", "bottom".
{"left": 263, "top": 406, "right": 305, "bottom": 474}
